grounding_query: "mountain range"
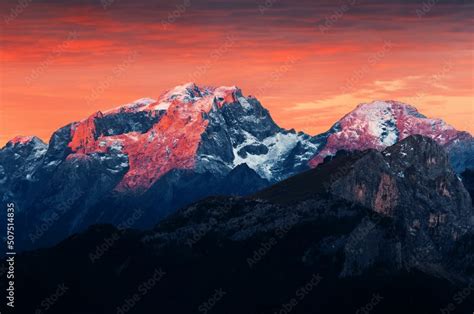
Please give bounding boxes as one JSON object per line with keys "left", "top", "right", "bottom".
{"left": 6, "top": 135, "right": 473, "bottom": 314}
{"left": 1, "top": 82, "right": 473, "bottom": 251}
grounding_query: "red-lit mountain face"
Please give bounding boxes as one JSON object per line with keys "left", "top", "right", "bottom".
{"left": 5, "top": 84, "right": 472, "bottom": 195}
{"left": 309, "top": 101, "right": 473, "bottom": 172}
{"left": 55, "top": 86, "right": 474, "bottom": 194}
{"left": 67, "top": 84, "right": 218, "bottom": 192}
{"left": 64, "top": 83, "right": 318, "bottom": 192}
{"left": 0, "top": 83, "right": 472, "bottom": 251}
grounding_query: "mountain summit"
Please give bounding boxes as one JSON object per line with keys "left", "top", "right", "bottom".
{"left": 1, "top": 83, "right": 472, "bottom": 250}
{"left": 61, "top": 82, "right": 318, "bottom": 192}
{"left": 309, "top": 100, "right": 472, "bottom": 171}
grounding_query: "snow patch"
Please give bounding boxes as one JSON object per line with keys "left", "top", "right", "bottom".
{"left": 104, "top": 98, "right": 157, "bottom": 115}
{"left": 232, "top": 131, "right": 318, "bottom": 180}
{"left": 238, "top": 97, "right": 252, "bottom": 110}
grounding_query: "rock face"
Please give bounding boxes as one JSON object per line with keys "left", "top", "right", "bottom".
{"left": 0, "top": 136, "right": 47, "bottom": 191}
{"left": 62, "top": 83, "right": 317, "bottom": 192}
{"left": 461, "top": 169, "right": 474, "bottom": 202}
{"left": 0, "top": 84, "right": 472, "bottom": 251}
{"left": 9, "top": 136, "right": 474, "bottom": 314}
{"left": 255, "top": 135, "right": 473, "bottom": 276}
{"left": 1, "top": 83, "right": 318, "bottom": 250}
{"left": 327, "top": 136, "right": 473, "bottom": 277}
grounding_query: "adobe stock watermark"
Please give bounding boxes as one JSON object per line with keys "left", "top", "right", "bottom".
{"left": 101, "top": 0, "right": 115, "bottom": 10}
{"left": 143, "top": 203, "right": 233, "bottom": 245}
{"left": 416, "top": 0, "right": 440, "bottom": 18}
{"left": 89, "top": 208, "right": 144, "bottom": 263}
{"left": 404, "top": 55, "right": 454, "bottom": 105}
{"left": 33, "top": 283, "right": 69, "bottom": 314}
{"left": 185, "top": 218, "right": 218, "bottom": 247}
{"left": 161, "top": 0, "right": 191, "bottom": 30}
{"left": 440, "top": 281, "right": 474, "bottom": 314}
{"left": 254, "top": 56, "right": 299, "bottom": 99}
{"left": 340, "top": 40, "right": 393, "bottom": 94}
{"left": 323, "top": 160, "right": 354, "bottom": 189}
{"left": 198, "top": 288, "right": 227, "bottom": 314}
{"left": 258, "top": 0, "right": 278, "bottom": 14}
{"left": 116, "top": 268, "right": 166, "bottom": 314}
{"left": 318, "top": 0, "right": 358, "bottom": 34}
{"left": 25, "top": 31, "right": 79, "bottom": 86}
{"left": 247, "top": 215, "right": 299, "bottom": 268}
{"left": 188, "top": 34, "right": 237, "bottom": 84}
{"left": 355, "top": 293, "right": 384, "bottom": 314}
{"left": 345, "top": 212, "right": 383, "bottom": 255}
{"left": 183, "top": 203, "right": 232, "bottom": 248}
{"left": 28, "top": 186, "right": 84, "bottom": 244}
{"left": 3, "top": 0, "right": 33, "bottom": 25}
{"left": 274, "top": 273, "right": 323, "bottom": 314}
{"left": 84, "top": 50, "right": 140, "bottom": 106}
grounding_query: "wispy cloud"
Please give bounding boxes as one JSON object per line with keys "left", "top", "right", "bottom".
{"left": 0, "top": 0, "right": 472, "bottom": 144}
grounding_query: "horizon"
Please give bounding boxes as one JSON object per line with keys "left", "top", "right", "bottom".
{"left": 1, "top": 0, "right": 473, "bottom": 145}
{"left": 2, "top": 81, "right": 472, "bottom": 146}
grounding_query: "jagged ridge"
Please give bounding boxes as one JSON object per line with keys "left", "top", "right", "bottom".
{"left": 1, "top": 83, "right": 473, "bottom": 251}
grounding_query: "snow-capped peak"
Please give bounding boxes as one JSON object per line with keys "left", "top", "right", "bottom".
{"left": 354, "top": 100, "right": 423, "bottom": 116}
{"left": 6, "top": 136, "right": 45, "bottom": 147}
{"left": 160, "top": 82, "right": 203, "bottom": 102}
{"left": 62, "top": 83, "right": 268, "bottom": 192}
{"left": 309, "top": 100, "right": 469, "bottom": 167}
{"left": 95, "top": 84, "right": 249, "bottom": 119}
{"left": 7, "top": 83, "right": 470, "bottom": 194}
{"left": 9, "top": 136, "right": 36, "bottom": 145}
{"left": 103, "top": 98, "right": 157, "bottom": 115}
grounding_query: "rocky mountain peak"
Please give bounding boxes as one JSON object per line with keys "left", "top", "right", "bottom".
{"left": 309, "top": 100, "right": 472, "bottom": 168}
{"left": 6, "top": 135, "right": 46, "bottom": 148}
{"left": 0, "top": 84, "right": 472, "bottom": 253}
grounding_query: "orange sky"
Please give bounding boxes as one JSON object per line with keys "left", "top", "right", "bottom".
{"left": 1, "top": 0, "right": 473, "bottom": 145}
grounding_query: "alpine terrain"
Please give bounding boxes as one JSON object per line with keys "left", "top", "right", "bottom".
{"left": 0, "top": 83, "right": 472, "bottom": 251}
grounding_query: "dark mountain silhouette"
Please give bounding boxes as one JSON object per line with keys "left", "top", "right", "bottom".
{"left": 5, "top": 135, "right": 473, "bottom": 314}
